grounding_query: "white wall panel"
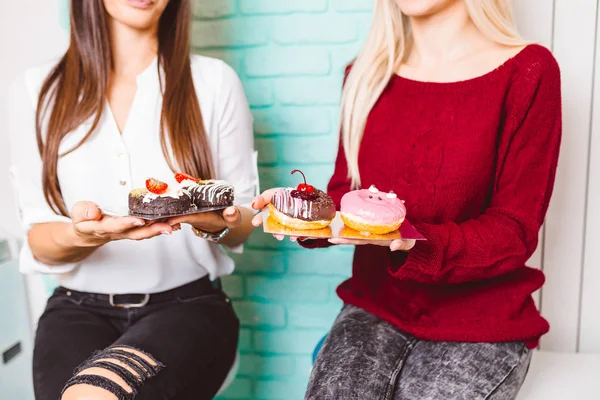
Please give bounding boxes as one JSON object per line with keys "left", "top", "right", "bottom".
{"left": 514, "top": 0, "right": 554, "bottom": 47}
{"left": 0, "top": 0, "right": 68, "bottom": 326}
{"left": 541, "top": 0, "right": 599, "bottom": 352}
{"left": 579, "top": 2, "right": 600, "bottom": 353}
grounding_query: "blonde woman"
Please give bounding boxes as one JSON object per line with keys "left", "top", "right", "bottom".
{"left": 252, "top": 0, "right": 561, "bottom": 398}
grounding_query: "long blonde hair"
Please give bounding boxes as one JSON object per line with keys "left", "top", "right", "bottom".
{"left": 340, "top": 0, "right": 527, "bottom": 188}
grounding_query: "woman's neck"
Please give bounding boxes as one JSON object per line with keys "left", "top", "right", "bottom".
{"left": 109, "top": 18, "right": 158, "bottom": 79}
{"left": 406, "top": 2, "right": 491, "bottom": 68}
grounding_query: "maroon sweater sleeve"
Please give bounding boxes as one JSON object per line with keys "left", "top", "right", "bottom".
{"left": 393, "top": 55, "right": 562, "bottom": 284}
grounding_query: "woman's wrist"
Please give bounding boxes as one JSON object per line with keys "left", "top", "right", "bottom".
{"left": 191, "top": 225, "right": 230, "bottom": 242}
{"left": 28, "top": 222, "right": 101, "bottom": 266}
{"left": 58, "top": 223, "right": 102, "bottom": 249}
{"left": 190, "top": 210, "right": 230, "bottom": 233}
{"left": 192, "top": 224, "right": 228, "bottom": 234}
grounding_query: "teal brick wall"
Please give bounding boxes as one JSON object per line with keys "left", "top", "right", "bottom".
{"left": 191, "top": 1, "right": 373, "bottom": 399}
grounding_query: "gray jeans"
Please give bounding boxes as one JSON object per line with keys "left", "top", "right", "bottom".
{"left": 306, "top": 305, "right": 532, "bottom": 400}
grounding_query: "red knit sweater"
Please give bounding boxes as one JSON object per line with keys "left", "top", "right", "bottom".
{"left": 302, "top": 44, "right": 562, "bottom": 348}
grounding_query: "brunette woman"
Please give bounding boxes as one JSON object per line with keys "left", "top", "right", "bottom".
{"left": 9, "top": 1, "right": 256, "bottom": 399}
{"left": 253, "top": 0, "right": 561, "bottom": 398}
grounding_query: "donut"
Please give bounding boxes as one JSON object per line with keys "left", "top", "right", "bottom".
{"left": 175, "top": 172, "right": 235, "bottom": 208}
{"left": 128, "top": 172, "right": 236, "bottom": 216}
{"left": 340, "top": 185, "right": 406, "bottom": 235}
{"left": 339, "top": 225, "right": 401, "bottom": 241}
{"left": 129, "top": 178, "right": 192, "bottom": 215}
{"left": 269, "top": 170, "right": 336, "bottom": 230}
{"left": 181, "top": 179, "right": 234, "bottom": 208}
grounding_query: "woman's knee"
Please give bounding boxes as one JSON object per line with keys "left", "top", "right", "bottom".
{"left": 60, "top": 345, "right": 164, "bottom": 400}
{"left": 61, "top": 370, "right": 124, "bottom": 400}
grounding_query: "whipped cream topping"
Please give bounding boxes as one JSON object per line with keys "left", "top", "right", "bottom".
{"left": 142, "top": 183, "right": 190, "bottom": 203}
{"left": 180, "top": 179, "right": 197, "bottom": 187}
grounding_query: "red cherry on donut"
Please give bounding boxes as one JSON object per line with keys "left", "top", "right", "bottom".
{"left": 291, "top": 169, "right": 315, "bottom": 193}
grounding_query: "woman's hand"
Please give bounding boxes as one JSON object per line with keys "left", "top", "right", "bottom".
{"left": 27, "top": 201, "right": 180, "bottom": 266}
{"left": 166, "top": 206, "right": 242, "bottom": 233}
{"left": 71, "top": 201, "right": 180, "bottom": 247}
{"left": 250, "top": 188, "right": 279, "bottom": 227}
{"left": 250, "top": 188, "right": 305, "bottom": 241}
{"left": 166, "top": 205, "right": 255, "bottom": 248}
{"left": 327, "top": 238, "right": 416, "bottom": 252}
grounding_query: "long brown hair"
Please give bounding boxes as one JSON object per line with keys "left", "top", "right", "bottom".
{"left": 36, "top": 0, "right": 214, "bottom": 216}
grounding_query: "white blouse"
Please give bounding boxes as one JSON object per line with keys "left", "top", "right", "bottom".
{"left": 8, "top": 55, "right": 258, "bottom": 294}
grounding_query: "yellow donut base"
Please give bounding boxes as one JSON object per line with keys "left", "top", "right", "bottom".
{"left": 268, "top": 204, "right": 334, "bottom": 230}
{"left": 340, "top": 212, "right": 403, "bottom": 235}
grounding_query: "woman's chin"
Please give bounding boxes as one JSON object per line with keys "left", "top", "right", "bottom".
{"left": 393, "top": 0, "right": 457, "bottom": 18}
{"left": 103, "top": 0, "right": 169, "bottom": 30}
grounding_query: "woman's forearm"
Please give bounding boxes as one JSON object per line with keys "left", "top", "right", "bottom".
{"left": 219, "top": 206, "right": 255, "bottom": 248}
{"left": 28, "top": 222, "right": 98, "bottom": 265}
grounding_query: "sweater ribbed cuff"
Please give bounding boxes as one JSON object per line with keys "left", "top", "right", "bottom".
{"left": 298, "top": 238, "right": 333, "bottom": 249}
{"left": 395, "top": 224, "right": 444, "bottom": 280}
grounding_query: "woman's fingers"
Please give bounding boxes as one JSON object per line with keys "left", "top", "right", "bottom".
{"left": 390, "top": 239, "right": 416, "bottom": 252}
{"left": 327, "top": 238, "right": 415, "bottom": 250}
{"left": 72, "top": 201, "right": 146, "bottom": 237}
{"left": 328, "top": 238, "right": 393, "bottom": 247}
{"left": 251, "top": 195, "right": 266, "bottom": 211}
{"left": 251, "top": 212, "right": 264, "bottom": 227}
{"left": 71, "top": 201, "right": 103, "bottom": 223}
{"left": 121, "top": 223, "right": 181, "bottom": 241}
{"left": 251, "top": 187, "right": 283, "bottom": 227}
{"left": 251, "top": 188, "right": 280, "bottom": 211}
{"left": 166, "top": 207, "right": 239, "bottom": 232}
{"left": 167, "top": 211, "right": 219, "bottom": 227}
{"left": 70, "top": 200, "right": 187, "bottom": 243}
{"left": 328, "top": 238, "right": 363, "bottom": 245}
{"left": 100, "top": 216, "right": 147, "bottom": 234}
{"left": 270, "top": 235, "right": 306, "bottom": 242}
{"left": 74, "top": 216, "right": 142, "bottom": 237}
{"left": 288, "top": 236, "right": 307, "bottom": 242}
{"left": 222, "top": 206, "right": 241, "bottom": 228}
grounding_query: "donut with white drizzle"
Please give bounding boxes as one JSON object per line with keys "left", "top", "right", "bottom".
{"left": 269, "top": 169, "right": 336, "bottom": 230}
{"left": 181, "top": 179, "right": 234, "bottom": 208}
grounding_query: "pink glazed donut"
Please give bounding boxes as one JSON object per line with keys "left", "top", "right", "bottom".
{"left": 340, "top": 185, "right": 406, "bottom": 234}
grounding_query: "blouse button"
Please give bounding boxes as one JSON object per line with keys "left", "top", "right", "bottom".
{"left": 119, "top": 180, "right": 127, "bottom": 186}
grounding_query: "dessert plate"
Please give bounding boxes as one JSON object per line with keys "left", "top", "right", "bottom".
{"left": 100, "top": 197, "right": 254, "bottom": 221}
{"left": 262, "top": 211, "right": 426, "bottom": 241}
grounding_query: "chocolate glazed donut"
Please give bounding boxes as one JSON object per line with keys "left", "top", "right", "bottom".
{"left": 269, "top": 170, "right": 336, "bottom": 230}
